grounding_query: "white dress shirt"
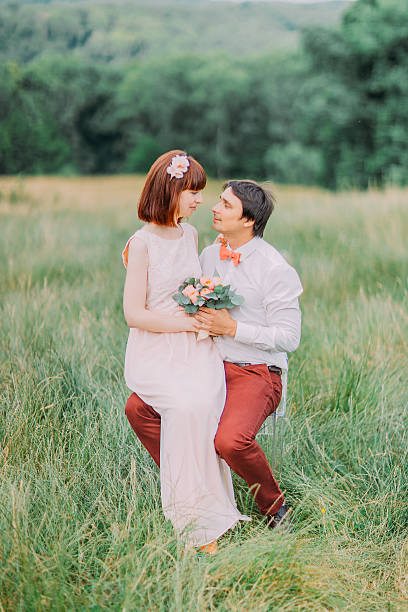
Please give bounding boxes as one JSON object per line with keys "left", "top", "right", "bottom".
{"left": 199, "top": 236, "right": 303, "bottom": 417}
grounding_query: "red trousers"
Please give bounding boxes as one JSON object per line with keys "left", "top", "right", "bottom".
{"left": 125, "top": 362, "right": 284, "bottom": 515}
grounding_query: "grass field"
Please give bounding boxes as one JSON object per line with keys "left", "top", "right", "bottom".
{"left": 0, "top": 176, "right": 407, "bottom": 610}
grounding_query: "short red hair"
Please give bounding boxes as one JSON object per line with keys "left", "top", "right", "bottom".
{"left": 138, "top": 150, "right": 207, "bottom": 226}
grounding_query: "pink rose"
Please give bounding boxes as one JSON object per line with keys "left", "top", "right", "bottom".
{"left": 182, "top": 284, "right": 196, "bottom": 298}
{"left": 200, "top": 287, "right": 212, "bottom": 299}
{"left": 190, "top": 290, "right": 200, "bottom": 304}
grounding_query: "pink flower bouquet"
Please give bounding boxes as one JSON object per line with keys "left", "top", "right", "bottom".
{"left": 173, "top": 275, "right": 244, "bottom": 340}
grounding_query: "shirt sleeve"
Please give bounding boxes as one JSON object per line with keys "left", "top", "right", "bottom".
{"left": 234, "top": 264, "right": 303, "bottom": 353}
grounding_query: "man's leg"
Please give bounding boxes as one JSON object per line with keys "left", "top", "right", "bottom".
{"left": 214, "top": 362, "right": 283, "bottom": 516}
{"left": 125, "top": 393, "right": 161, "bottom": 467}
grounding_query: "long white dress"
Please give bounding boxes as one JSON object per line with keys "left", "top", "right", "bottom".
{"left": 122, "top": 223, "right": 249, "bottom": 547}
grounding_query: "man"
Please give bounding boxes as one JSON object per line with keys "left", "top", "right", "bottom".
{"left": 125, "top": 180, "right": 302, "bottom": 527}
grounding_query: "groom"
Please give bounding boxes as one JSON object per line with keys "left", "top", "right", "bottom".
{"left": 125, "top": 180, "right": 303, "bottom": 527}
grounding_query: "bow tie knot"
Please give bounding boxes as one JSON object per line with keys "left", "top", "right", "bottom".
{"left": 219, "top": 243, "right": 241, "bottom": 266}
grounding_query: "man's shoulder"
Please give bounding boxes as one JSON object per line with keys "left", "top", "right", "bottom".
{"left": 255, "top": 239, "right": 302, "bottom": 290}
{"left": 255, "top": 238, "right": 291, "bottom": 269}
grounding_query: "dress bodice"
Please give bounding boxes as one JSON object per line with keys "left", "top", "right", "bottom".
{"left": 122, "top": 223, "right": 201, "bottom": 312}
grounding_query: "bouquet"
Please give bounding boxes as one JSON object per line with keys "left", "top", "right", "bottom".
{"left": 172, "top": 275, "right": 244, "bottom": 340}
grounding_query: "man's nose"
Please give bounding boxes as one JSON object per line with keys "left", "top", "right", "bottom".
{"left": 212, "top": 201, "right": 221, "bottom": 213}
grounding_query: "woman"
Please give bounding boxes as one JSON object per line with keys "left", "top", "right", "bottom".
{"left": 122, "top": 150, "right": 248, "bottom": 550}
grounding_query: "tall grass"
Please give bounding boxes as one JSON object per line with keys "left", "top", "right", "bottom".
{"left": 0, "top": 177, "right": 407, "bottom": 610}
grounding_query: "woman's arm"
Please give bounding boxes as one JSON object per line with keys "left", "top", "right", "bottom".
{"left": 123, "top": 237, "right": 199, "bottom": 333}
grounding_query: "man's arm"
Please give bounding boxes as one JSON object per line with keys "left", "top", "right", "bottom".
{"left": 195, "top": 264, "right": 303, "bottom": 352}
{"left": 234, "top": 265, "right": 302, "bottom": 352}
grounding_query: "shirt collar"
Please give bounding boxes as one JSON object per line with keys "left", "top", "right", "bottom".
{"left": 223, "top": 236, "right": 260, "bottom": 262}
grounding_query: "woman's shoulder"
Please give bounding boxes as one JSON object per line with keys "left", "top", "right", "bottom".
{"left": 181, "top": 222, "right": 197, "bottom": 238}
{"left": 122, "top": 228, "right": 148, "bottom": 269}
{"left": 181, "top": 222, "right": 198, "bottom": 249}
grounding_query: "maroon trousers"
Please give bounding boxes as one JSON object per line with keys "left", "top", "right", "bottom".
{"left": 125, "top": 362, "right": 284, "bottom": 515}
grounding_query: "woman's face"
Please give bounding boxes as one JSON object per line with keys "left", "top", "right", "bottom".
{"left": 177, "top": 189, "right": 203, "bottom": 219}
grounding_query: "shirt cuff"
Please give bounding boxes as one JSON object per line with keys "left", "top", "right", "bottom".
{"left": 234, "top": 321, "right": 256, "bottom": 345}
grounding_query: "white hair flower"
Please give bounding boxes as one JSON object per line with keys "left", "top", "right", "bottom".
{"left": 166, "top": 154, "right": 190, "bottom": 179}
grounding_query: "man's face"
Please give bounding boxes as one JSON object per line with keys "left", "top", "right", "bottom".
{"left": 212, "top": 187, "right": 249, "bottom": 234}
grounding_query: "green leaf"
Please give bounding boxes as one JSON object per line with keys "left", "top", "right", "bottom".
{"left": 231, "top": 295, "right": 244, "bottom": 306}
{"left": 214, "top": 285, "right": 224, "bottom": 294}
{"left": 185, "top": 304, "right": 199, "bottom": 314}
{"left": 172, "top": 293, "right": 184, "bottom": 305}
{"left": 196, "top": 297, "right": 206, "bottom": 306}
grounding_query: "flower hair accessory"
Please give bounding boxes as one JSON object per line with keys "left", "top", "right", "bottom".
{"left": 166, "top": 154, "right": 190, "bottom": 179}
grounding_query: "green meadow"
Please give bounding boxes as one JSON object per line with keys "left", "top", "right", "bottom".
{"left": 0, "top": 176, "right": 407, "bottom": 610}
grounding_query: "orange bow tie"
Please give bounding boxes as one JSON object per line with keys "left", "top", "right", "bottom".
{"left": 220, "top": 243, "right": 241, "bottom": 266}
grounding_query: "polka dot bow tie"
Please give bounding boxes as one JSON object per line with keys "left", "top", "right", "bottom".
{"left": 219, "top": 240, "right": 241, "bottom": 266}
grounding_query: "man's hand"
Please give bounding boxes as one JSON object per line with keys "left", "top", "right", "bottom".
{"left": 194, "top": 307, "right": 237, "bottom": 337}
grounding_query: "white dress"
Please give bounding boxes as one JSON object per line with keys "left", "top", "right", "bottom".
{"left": 122, "top": 223, "right": 249, "bottom": 546}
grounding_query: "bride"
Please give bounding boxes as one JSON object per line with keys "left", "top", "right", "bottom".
{"left": 122, "top": 150, "right": 249, "bottom": 551}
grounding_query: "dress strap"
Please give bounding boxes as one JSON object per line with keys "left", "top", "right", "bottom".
{"left": 122, "top": 228, "right": 148, "bottom": 268}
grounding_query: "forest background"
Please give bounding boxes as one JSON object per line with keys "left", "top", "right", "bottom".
{"left": 1, "top": 0, "right": 408, "bottom": 189}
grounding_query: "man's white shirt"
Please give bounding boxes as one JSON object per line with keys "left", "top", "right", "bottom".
{"left": 199, "top": 236, "right": 303, "bottom": 416}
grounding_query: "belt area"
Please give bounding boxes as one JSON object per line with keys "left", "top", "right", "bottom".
{"left": 231, "top": 362, "right": 282, "bottom": 376}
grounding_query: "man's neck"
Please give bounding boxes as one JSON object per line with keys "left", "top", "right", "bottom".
{"left": 223, "top": 232, "right": 255, "bottom": 250}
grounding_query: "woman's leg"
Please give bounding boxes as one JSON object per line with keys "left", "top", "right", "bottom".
{"left": 157, "top": 388, "right": 245, "bottom": 546}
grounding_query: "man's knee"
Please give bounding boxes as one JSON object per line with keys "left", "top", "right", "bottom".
{"left": 214, "top": 430, "right": 250, "bottom": 460}
{"left": 125, "top": 393, "right": 149, "bottom": 424}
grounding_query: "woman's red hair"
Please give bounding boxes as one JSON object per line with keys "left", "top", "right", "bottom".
{"left": 138, "top": 150, "right": 206, "bottom": 226}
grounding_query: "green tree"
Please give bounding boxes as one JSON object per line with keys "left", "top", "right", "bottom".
{"left": 0, "top": 61, "right": 69, "bottom": 174}
{"left": 0, "top": 56, "right": 123, "bottom": 174}
{"left": 301, "top": 0, "right": 408, "bottom": 188}
{"left": 117, "top": 53, "right": 284, "bottom": 180}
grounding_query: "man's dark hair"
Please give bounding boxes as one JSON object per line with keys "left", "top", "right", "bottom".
{"left": 224, "top": 180, "right": 275, "bottom": 237}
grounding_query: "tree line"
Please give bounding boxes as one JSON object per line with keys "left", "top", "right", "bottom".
{"left": 0, "top": 0, "right": 407, "bottom": 188}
